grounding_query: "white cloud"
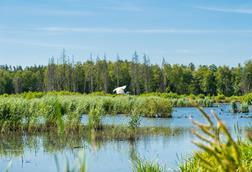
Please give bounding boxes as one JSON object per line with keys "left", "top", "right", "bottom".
{"left": 195, "top": 6, "right": 252, "bottom": 14}
{"left": 0, "top": 5, "right": 94, "bottom": 17}
{"left": 38, "top": 27, "right": 252, "bottom": 34}
{"left": 1, "top": 26, "right": 252, "bottom": 35}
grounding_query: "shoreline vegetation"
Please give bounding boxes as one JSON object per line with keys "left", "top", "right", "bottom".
{"left": 0, "top": 91, "right": 251, "bottom": 133}
{"left": 1, "top": 91, "right": 252, "bottom": 104}
{"left": 0, "top": 93, "right": 173, "bottom": 132}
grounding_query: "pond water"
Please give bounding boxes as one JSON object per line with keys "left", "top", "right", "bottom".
{"left": 0, "top": 105, "right": 251, "bottom": 172}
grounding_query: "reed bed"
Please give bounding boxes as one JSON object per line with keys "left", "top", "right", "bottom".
{"left": 0, "top": 95, "right": 173, "bottom": 132}
{"left": 0, "top": 92, "right": 250, "bottom": 133}
{"left": 171, "top": 98, "right": 214, "bottom": 107}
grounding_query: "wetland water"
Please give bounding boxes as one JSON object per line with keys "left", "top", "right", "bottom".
{"left": 0, "top": 105, "right": 251, "bottom": 172}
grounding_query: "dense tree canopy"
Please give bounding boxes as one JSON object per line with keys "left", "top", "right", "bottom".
{"left": 0, "top": 51, "right": 251, "bottom": 96}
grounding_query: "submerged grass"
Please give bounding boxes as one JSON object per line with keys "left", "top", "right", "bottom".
{"left": 0, "top": 125, "right": 185, "bottom": 158}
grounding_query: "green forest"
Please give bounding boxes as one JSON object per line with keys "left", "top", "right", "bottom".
{"left": 0, "top": 50, "right": 252, "bottom": 96}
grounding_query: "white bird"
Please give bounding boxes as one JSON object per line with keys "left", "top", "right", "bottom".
{"left": 113, "top": 85, "right": 127, "bottom": 94}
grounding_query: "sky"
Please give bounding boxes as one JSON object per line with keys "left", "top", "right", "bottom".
{"left": 0, "top": 0, "right": 252, "bottom": 66}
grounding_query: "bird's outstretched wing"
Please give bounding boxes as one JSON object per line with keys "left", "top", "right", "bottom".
{"left": 121, "top": 85, "right": 127, "bottom": 90}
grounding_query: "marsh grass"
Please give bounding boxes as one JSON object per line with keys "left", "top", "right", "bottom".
{"left": 0, "top": 95, "right": 174, "bottom": 133}
{"left": 129, "top": 108, "right": 141, "bottom": 129}
{"left": 134, "top": 159, "right": 164, "bottom": 172}
{"left": 171, "top": 98, "right": 214, "bottom": 107}
{"left": 88, "top": 104, "right": 104, "bottom": 130}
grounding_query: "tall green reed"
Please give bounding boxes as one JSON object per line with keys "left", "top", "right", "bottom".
{"left": 180, "top": 107, "right": 251, "bottom": 172}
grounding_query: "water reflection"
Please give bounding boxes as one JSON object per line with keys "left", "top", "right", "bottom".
{"left": 0, "top": 128, "right": 188, "bottom": 172}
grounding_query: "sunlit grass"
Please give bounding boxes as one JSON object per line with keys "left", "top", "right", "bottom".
{"left": 180, "top": 107, "right": 252, "bottom": 172}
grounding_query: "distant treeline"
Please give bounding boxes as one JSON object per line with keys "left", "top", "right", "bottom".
{"left": 0, "top": 50, "right": 251, "bottom": 96}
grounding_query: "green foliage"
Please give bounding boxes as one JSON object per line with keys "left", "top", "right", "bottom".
{"left": 180, "top": 107, "right": 252, "bottom": 172}
{"left": 214, "top": 94, "right": 226, "bottom": 103}
{"left": 88, "top": 105, "right": 104, "bottom": 130}
{"left": 242, "top": 93, "right": 252, "bottom": 105}
{"left": 135, "top": 97, "right": 173, "bottom": 117}
{"left": 134, "top": 159, "right": 164, "bottom": 172}
{"left": 129, "top": 109, "right": 141, "bottom": 129}
{"left": 140, "top": 92, "right": 180, "bottom": 99}
{"left": 216, "top": 66, "right": 234, "bottom": 96}
{"left": 241, "top": 60, "right": 252, "bottom": 93}
{"left": 181, "top": 143, "right": 252, "bottom": 172}
{"left": 0, "top": 58, "right": 252, "bottom": 96}
{"left": 171, "top": 98, "right": 213, "bottom": 107}
{"left": 0, "top": 94, "right": 175, "bottom": 132}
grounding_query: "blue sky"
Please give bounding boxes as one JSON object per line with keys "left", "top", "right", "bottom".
{"left": 0, "top": 0, "right": 252, "bottom": 66}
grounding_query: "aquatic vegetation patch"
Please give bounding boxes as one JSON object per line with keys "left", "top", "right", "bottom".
{"left": 0, "top": 95, "right": 174, "bottom": 132}
{"left": 230, "top": 101, "right": 250, "bottom": 113}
